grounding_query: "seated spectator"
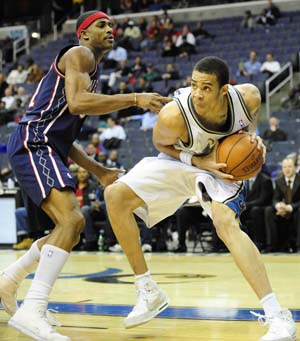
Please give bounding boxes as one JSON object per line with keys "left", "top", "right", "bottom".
{"left": 14, "top": 86, "right": 30, "bottom": 108}
{"left": 262, "top": 117, "right": 287, "bottom": 142}
{"left": 160, "top": 10, "right": 174, "bottom": 37}
{"left": 75, "top": 167, "right": 103, "bottom": 250}
{"left": 264, "top": 158, "right": 300, "bottom": 252}
{"left": 6, "top": 64, "right": 28, "bottom": 85}
{"left": 260, "top": 53, "right": 281, "bottom": 77}
{"left": 120, "top": 0, "right": 134, "bottom": 13}
{"left": 0, "top": 73, "right": 8, "bottom": 98}
{"left": 108, "top": 59, "right": 131, "bottom": 88}
{"left": 103, "top": 44, "right": 127, "bottom": 69}
{"left": 1, "top": 87, "right": 16, "bottom": 110}
{"left": 161, "top": 64, "right": 180, "bottom": 83}
{"left": 281, "top": 83, "right": 300, "bottom": 110}
{"left": 0, "top": 100, "right": 15, "bottom": 125}
{"left": 192, "top": 21, "right": 215, "bottom": 39}
{"left": 143, "top": 64, "right": 161, "bottom": 82}
{"left": 175, "top": 24, "right": 196, "bottom": 58}
{"left": 142, "top": 15, "right": 162, "bottom": 50}
{"left": 85, "top": 143, "right": 98, "bottom": 160}
{"left": 257, "top": 0, "right": 281, "bottom": 26}
{"left": 123, "top": 19, "right": 142, "bottom": 42}
{"left": 135, "top": 76, "right": 153, "bottom": 93}
{"left": 131, "top": 55, "right": 147, "bottom": 78}
{"left": 90, "top": 133, "right": 103, "bottom": 153}
{"left": 26, "top": 63, "right": 44, "bottom": 83}
{"left": 161, "top": 36, "right": 178, "bottom": 58}
{"left": 100, "top": 117, "right": 126, "bottom": 149}
{"left": 240, "top": 170, "right": 273, "bottom": 251}
{"left": 240, "top": 10, "right": 255, "bottom": 31}
{"left": 95, "top": 151, "right": 108, "bottom": 166}
{"left": 238, "top": 51, "right": 262, "bottom": 78}
{"left": 106, "top": 150, "right": 124, "bottom": 169}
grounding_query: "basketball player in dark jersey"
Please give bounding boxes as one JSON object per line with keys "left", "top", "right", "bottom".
{"left": 0, "top": 10, "right": 171, "bottom": 340}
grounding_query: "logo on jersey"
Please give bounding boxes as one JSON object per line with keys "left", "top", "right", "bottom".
{"left": 47, "top": 250, "right": 54, "bottom": 257}
{"left": 239, "top": 119, "right": 245, "bottom": 128}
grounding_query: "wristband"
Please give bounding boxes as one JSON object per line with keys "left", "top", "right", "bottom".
{"left": 179, "top": 151, "right": 192, "bottom": 166}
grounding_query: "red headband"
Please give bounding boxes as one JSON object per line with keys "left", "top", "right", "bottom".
{"left": 76, "top": 12, "right": 110, "bottom": 39}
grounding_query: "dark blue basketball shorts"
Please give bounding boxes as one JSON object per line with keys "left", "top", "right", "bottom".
{"left": 7, "top": 125, "right": 76, "bottom": 207}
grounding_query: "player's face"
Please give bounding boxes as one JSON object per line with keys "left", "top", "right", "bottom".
{"left": 85, "top": 19, "right": 114, "bottom": 49}
{"left": 190, "top": 71, "right": 223, "bottom": 108}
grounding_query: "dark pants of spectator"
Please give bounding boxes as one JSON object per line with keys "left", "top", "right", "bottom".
{"left": 264, "top": 206, "right": 299, "bottom": 252}
{"left": 241, "top": 206, "right": 266, "bottom": 250}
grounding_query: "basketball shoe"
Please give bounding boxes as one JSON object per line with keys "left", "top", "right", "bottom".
{"left": 8, "top": 303, "right": 70, "bottom": 340}
{"left": 251, "top": 309, "right": 296, "bottom": 341}
{"left": 0, "top": 272, "right": 61, "bottom": 327}
{"left": 124, "top": 280, "right": 169, "bottom": 328}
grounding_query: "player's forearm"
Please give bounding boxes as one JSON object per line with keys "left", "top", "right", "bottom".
{"left": 68, "top": 92, "right": 136, "bottom": 115}
{"left": 69, "top": 143, "right": 105, "bottom": 173}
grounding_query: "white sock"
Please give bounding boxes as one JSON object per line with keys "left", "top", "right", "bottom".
{"left": 24, "top": 244, "right": 69, "bottom": 307}
{"left": 135, "top": 270, "right": 152, "bottom": 287}
{"left": 3, "top": 240, "right": 40, "bottom": 285}
{"left": 261, "top": 293, "right": 282, "bottom": 317}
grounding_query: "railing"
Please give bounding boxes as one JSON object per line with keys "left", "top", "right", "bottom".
{"left": 265, "top": 62, "right": 293, "bottom": 119}
{"left": 13, "top": 35, "right": 30, "bottom": 62}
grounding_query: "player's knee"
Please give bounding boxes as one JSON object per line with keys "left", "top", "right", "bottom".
{"left": 105, "top": 183, "right": 135, "bottom": 213}
{"left": 212, "top": 209, "right": 238, "bottom": 244}
{"left": 62, "top": 209, "right": 85, "bottom": 236}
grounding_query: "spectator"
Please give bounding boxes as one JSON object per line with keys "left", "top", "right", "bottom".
{"left": 175, "top": 24, "right": 196, "bottom": 58}
{"left": 135, "top": 76, "right": 153, "bottom": 93}
{"left": 123, "top": 20, "right": 142, "bottom": 50}
{"left": 264, "top": 158, "right": 300, "bottom": 252}
{"left": 240, "top": 170, "right": 273, "bottom": 251}
{"left": 0, "top": 73, "right": 8, "bottom": 98}
{"left": 262, "top": 117, "right": 287, "bottom": 142}
{"left": 26, "top": 64, "right": 44, "bottom": 83}
{"left": 106, "top": 150, "right": 124, "bottom": 169}
{"left": 104, "top": 44, "right": 127, "bottom": 69}
{"left": 90, "top": 133, "right": 103, "bottom": 153}
{"left": 143, "top": 15, "right": 162, "bottom": 49}
{"left": 14, "top": 86, "right": 30, "bottom": 108}
{"left": 6, "top": 64, "right": 28, "bottom": 85}
{"left": 131, "top": 55, "right": 147, "bottom": 78}
{"left": 160, "top": 10, "right": 174, "bottom": 37}
{"left": 238, "top": 51, "right": 262, "bottom": 77}
{"left": 241, "top": 10, "right": 255, "bottom": 31}
{"left": 1, "top": 87, "right": 16, "bottom": 110}
{"left": 161, "top": 36, "right": 178, "bottom": 58}
{"left": 161, "top": 63, "right": 180, "bottom": 82}
{"left": 0, "top": 100, "right": 15, "bottom": 125}
{"left": 192, "top": 21, "right": 215, "bottom": 39}
{"left": 120, "top": 0, "right": 134, "bottom": 13}
{"left": 143, "top": 64, "right": 161, "bottom": 82}
{"left": 141, "top": 111, "right": 157, "bottom": 131}
{"left": 281, "top": 83, "right": 300, "bottom": 110}
{"left": 108, "top": 60, "right": 131, "bottom": 88}
{"left": 260, "top": 53, "right": 281, "bottom": 77}
{"left": 75, "top": 167, "right": 104, "bottom": 251}
{"left": 257, "top": 1, "right": 281, "bottom": 27}
{"left": 100, "top": 117, "right": 126, "bottom": 149}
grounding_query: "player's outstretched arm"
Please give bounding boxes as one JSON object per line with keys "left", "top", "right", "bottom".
{"left": 69, "top": 143, "right": 124, "bottom": 186}
{"left": 63, "top": 47, "right": 171, "bottom": 115}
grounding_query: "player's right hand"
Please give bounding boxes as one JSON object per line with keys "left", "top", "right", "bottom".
{"left": 192, "top": 143, "right": 235, "bottom": 181}
{"left": 136, "top": 93, "right": 172, "bottom": 113}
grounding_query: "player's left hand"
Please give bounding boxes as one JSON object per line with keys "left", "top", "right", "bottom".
{"left": 95, "top": 166, "right": 125, "bottom": 187}
{"left": 250, "top": 133, "right": 266, "bottom": 162}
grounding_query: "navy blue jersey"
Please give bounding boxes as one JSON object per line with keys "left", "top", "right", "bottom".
{"left": 20, "top": 45, "right": 100, "bottom": 163}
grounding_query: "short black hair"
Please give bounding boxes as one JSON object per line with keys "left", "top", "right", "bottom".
{"left": 193, "top": 56, "right": 229, "bottom": 87}
{"left": 76, "top": 10, "right": 100, "bottom": 31}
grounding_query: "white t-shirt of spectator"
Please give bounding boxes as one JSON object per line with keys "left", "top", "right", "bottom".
{"left": 1, "top": 95, "right": 16, "bottom": 110}
{"left": 260, "top": 61, "right": 281, "bottom": 74}
{"left": 100, "top": 125, "right": 126, "bottom": 142}
{"left": 175, "top": 32, "right": 196, "bottom": 47}
{"left": 6, "top": 70, "right": 28, "bottom": 85}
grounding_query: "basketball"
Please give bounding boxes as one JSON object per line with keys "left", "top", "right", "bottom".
{"left": 216, "top": 133, "right": 264, "bottom": 180}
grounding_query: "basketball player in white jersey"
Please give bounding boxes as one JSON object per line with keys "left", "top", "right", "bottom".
{"left": 105, "top": 57, "right": 296, "bottom": 341}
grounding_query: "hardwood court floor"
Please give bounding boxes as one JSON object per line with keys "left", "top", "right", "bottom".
{"left": 0, "top": 251, "right": 300, "bottom": 340}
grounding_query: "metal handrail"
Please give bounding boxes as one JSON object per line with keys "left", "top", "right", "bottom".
{"left": 12, "top": 35, "right": 30, "bottom": 62}
{"left": 265, "top": 62, "right": 293, "bottom": 119}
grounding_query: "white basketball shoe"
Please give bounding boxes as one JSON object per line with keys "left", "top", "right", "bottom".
{"left": 124, "top": 280, "right": 169, "bottom": 328}
{"left": 251, "top": 309, "right": 296, "bottom": 341}
{"left": 8, "top": 303, "right": 70, "bottom": 341}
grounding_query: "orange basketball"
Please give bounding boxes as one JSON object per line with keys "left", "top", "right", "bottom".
{"left": 216, "top": 133, "right": 264, "bottom": 180}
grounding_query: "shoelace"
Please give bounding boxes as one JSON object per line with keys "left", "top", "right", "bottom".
{"left": 46, "top": 309, "right": 62, "bottom": 327}
{"left": 250, "top": 310, "right": 291, "bottom": 335}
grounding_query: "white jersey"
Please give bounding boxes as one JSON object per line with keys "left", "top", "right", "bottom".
{"left": 173, "top": 85, "right": 254, "bottom": 155}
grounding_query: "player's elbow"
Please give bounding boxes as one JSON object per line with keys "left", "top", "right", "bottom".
{"left": 68, "top": 99, "right": 83, "bottom": 115}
